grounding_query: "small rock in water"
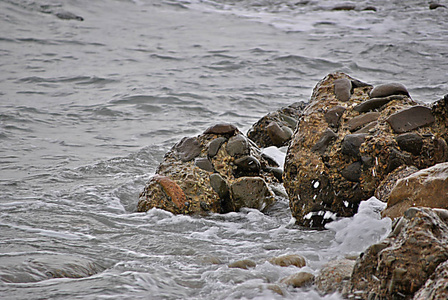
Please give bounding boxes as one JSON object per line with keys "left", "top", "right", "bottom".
{"left": 334, "top": 78, "right": 352, "bottom": 102}
{"left": 332, "top": 5, "right": 356, "bottom": 11}
{"left": 429, "top": 3, "right": 447, "bottom": 9}
{"left": 280, "top": 272, "right": 315, "bottom": 288}
{"left": 269, "top": 254, "right": 306, "bottom": 268}
{"left": 369, "top": 83, "right": 409, "bottom": 98}
{"left": 203, "top": 123, "right": 237, "bottom": 135}
{"left": 386, "top": 106, "right": 435, "bottom": 133}
{"left": 316, "top": 259, "right": 355, "bottom": 295}
{"left": 55, "top": 11, "right": 84, "bottom": 21}
{"left": 228, "top": 259, "right": 256, "bottom": 269}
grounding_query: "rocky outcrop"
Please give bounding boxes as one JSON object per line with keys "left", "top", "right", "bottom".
{"left": 413, "top": 260, "right": 448, "bottom": 299}
{"left": 247, "top": 102, "right": 306, "bottom": 148}
{"left": 138, "top": 124, "right": 281, "bottom": 214}
{"left": 349, "top": 207, "right": 448, "bottom": 299}
{"left": 381, "top": 162, "right": 448, "bottom": 219}
{"left": 283, "top": 73, "right": 448, "bottom": 227}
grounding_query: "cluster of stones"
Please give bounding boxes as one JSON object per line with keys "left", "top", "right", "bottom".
{"left": 247, "top": 102, "right": 306, "bottom": 148}
{"left": 283, "top": 72, "right": 448, "bottom": 227}
{"left": 137, "top": 124, "right": 282, "bottom": 215}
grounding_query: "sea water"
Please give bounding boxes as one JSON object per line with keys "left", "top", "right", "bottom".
{"left": 0, "top": 0, "right": 447, "bottom": 298}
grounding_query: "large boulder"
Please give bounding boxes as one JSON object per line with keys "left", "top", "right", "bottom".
{"left": 349, "top": 207, "right": 448, "bottom": 299}
{"left": 138, "top": 124, "right": 280, "bottom": 214}
{"left": 283, "top": 73, "right": 448, "bottom": 227}
{"left": 247, "top": 102, "right": 306, "bottom": 148}
{"left": 381, "top": 162, "right": 448, "bottom": 219}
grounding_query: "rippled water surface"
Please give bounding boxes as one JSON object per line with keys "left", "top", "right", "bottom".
{"left": 1, "top": 0, "right": 447, "bottom": 298}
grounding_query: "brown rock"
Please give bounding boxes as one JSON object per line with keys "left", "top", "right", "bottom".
{"left": 347, "top": 112, "right": 380, "bottom": 132}
{"left": 369, "top": 83, "right": 409, "bottom": 98}
{"left": 174, "top": 137, "right": 201, "bottom": 162}
{"left": 349, "top": 207, "right": 448, "bottom": 299}
{"left": 374, "top": 165, "right": 418, "bottom": 202}
{"left": 325, "top": 105, "right": 346, "bottom": 128}
{"left": 269, "top": 254, "right": 306, "bottom": 268}
{"left": 395, "top": 132, "right": 424, "bottom": 155}
{"left": 203, "top": 123, "right": 237, "bottom": 135}
{"left": 316, "top": 259, "right": 355, "bottom": 295}
{"left": 230, "top": 177, "right": 275, "bottom": 211}
{"left": 145, "top": 175, "right": 186, "bottom": 210}
{"left": 413, "top": 260, "right": 448, "bottom": 300}
{"left": 354, "top": 95, "right": 407, "bottom": 113}
{"left": 266, "top": 121, "right": 291, "bottom": 146}
{"left": 382, "top": 162, "right": 448, "bottom": 219}
{"left": 228, "top": 259, "right": 256, "bottom": 269}
{"left": 280, "top": 272, "right": 315, "bottom": 288}
{"left": 311, "top": 128, "right": 338, "bottom": 154}
{"left": 386, "top": 105, "right": 435, "bottom": 133}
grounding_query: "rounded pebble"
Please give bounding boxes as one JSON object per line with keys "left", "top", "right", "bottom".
{"left": 369, "top": 83, "right": 409, "bottom": 98}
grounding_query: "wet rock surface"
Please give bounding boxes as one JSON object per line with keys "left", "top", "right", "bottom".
{"left": 280, "top": 272, "right": 315, "bottom": 288}
{"left": 268, "top": 254, "right": 306, "bottom": 268}
{"left": 138, "top": 125, "right": 280, "bottom": 214}
{"left": 283, "top": 72, "right": 448, "bottom": 227}
{"left": 413, "top": 260, "right": 448, "bottom": 300}
{"left": 316, "top": 258, "right": 355, "bottom": 296}
{"left": 382, "top": 162, "right": 448, "bottom": 219}
{"left": 349, "top": 207, "right": 448, "bottom": 300}
{"left": 247, "top": 102, "right": 306, "bottom": 148}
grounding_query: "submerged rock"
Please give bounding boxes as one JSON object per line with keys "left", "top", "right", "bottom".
{"left": 228, "top": 259, "right": 256, "bottom": 269}
{"left": 280, "top": 272, "right": 315, "bottom": 288}
{"left": 283, "top": 73, "right": 448, "bottom": 227}
{"left": 316, "top": 259, "right": 355, "bottom": 296}
{"left": 349, "top": 207, "right": 448, "bottom": 299}
{"left": 138, "top": 124, "right": 280, "bottom": 215}
{"left": 268, "top": 254, "right": 306, "bottom": 268}
{"left": 247, "top": 102, "right": 306, "bottom": 148}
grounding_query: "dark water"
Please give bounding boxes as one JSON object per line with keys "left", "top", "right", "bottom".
{"left": 0, "top": 0, "right": 446, "bottom": 298}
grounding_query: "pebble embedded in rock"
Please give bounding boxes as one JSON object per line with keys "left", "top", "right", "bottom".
{"left": 341, "top": 161, "right": 362, "bottom": 182}
{"left": 354, "top": 95, "right": 406, "bottom": 113}
{"left": 266, "top": 121, "right": 291, "bottom": 146}
{"left": 194, "top": 157, "right": 215, "bottom": 172}
{"left": 209, "top": 173, "right": 230, "bottom": 200}
{"left": 334, "top": 78, "right": 352, "bottom": 102}
{"left": 395, "top": 133, "right": 423, "bottom": 156}
{"left": 347, "top": 112, "right": 380, "bottom": 132}
{"left": 226, "top": 134, "right": 250, "bottom": 157}
{"left": 434, "top": 137, "right": 448, "bottom": 163}
{"left": 325, "top": 106, "right": 346, "bottom": 127}
{"left": 203, "top": 123, "right": 237, "bottom": 135}
{"left": 208, "top": 137, "right": 227, "bottom": 157}
{"left": 311, "top": 128, "right": 338, "bottom": 154}
{"left": 386, "top": 106, "right": 435, "bottom": 133}
{"left": 341, "top": 133, "right": 367, "bottom": 157}
{"left": 230, "top": 177, "right": 274, "bottom": 211}
{"left": 234, "top": 155, "right": 261, "bottom": 175}
{"left": 369, "top": 83, "right": 409, "bottom": 98}
{"left": 174, "top": 137, "right": 202, "bottom": 162}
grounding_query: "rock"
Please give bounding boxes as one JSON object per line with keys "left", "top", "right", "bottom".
{"left": 429, "top": 3, "right": 447, "bottom": 10}
{"left": 341, "top": 133, "right": 367, "bottom": 157}
{"left": 268, "top": 254, "right": 306, "bottom": 268}
{"left": 381, "top": 162, "right": 448, "bottom": 219}
{"left": 280, "top": 272, "right": 315, "bottom": 288}
{"left": 247, "top": 102, "right": 306, "bottom": 148}
{"left": 228, "top": 259, "right": 256, "bottom": 269}
{"left": 374, "top": 165, "right": 418, "bottom": 201}
{"left": 266, "top": 122, "right": 292, "bottom": 146}
{"left": 55, "top": 11, "right": 84, "bottom": 21}
{"left": 413, "top": 260, "right": 448, "bottom": 299}
{"left": 387, "top": 106, "right": 435, "bottom": 133}
{"left": 138, "top": 125, "right": 279, "bottom": 215}
{"left": 174, "top": 137, "right": 202, "bottom": 162}
{"left": 334, "top": 78, "right": 352, "bottom": 102}
{"left": 347, "top": 112, "right": 380, "bottom": 132}
{"left": 316, "top": 259, "right": 356, "bottom": 295}
{"left": 325, "top": 105, "right": 346, "bottom": 128}
{"left": 283, "top": 73, "right": 448, "bottom": 227}
{"left": 332, "top": 5, "right": 356, "bottom": 11}
{"left": 204, "top": 123, "right": 237, "bottom": 135}
{"left": 230, "top": 177, "right": 275, "bottom": 212}
{"left": 369, "top": 83, "right": 409, "bottom": 98}
{"left": 354, "top": 95, "right": 406, "bottom": 113}
{"left": 395, "top": 133, "right": 424, "bottom": 155}
{"left": 311, "top": 128, "right": 338, "bottom": 154}
{"left": 226, "top": 134, "right": 250, "bottom": 157}
{"left": 349, "top": 207, "right": 448, "bottom": 299}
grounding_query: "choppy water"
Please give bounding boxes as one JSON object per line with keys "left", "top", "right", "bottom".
{"left": 0, "top": 0, "right": 447, "bottom": 298}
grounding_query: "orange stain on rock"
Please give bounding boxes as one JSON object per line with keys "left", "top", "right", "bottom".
{"left": 152, "top": 175, "right": 186, "bottom": 209}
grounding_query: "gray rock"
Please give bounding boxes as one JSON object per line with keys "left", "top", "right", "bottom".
{"left": 395, "top": 133, "right": 423, "bottom": 156}
{"left": 195, "top": 157, "right": 215, "bottom": 172}
{"left": 334, "top": 78, "right": 352, "bottom": 102}
{"left": 266, "top": 122, "right": 291, "bottom": 146}
{"left": 347, "top": 112, "right": 380, "bottom": 132}
{"left": 341, "top": 134, "right": 367, "bottom": 157}
{"left": 341, "top": 161, "right": 362, "bottom": 182}
{"left": 325, "top": 105, "right": 346, "bottom": 128}
{"left": 226, "top": 134, "right": 250, "bottom": 157}
{"left": 234, "top": 156, "right": 261, "bottom": 175}
{"left": 209, "top": 173, "right": 230, "bottom": 199}
{"left": 174, "top": 137, "right": 202, "bottom": 162}
{"left": 386, "top": 106, "right": 435, "bottom": 133}
{"left": 208, "top": 137, "right": 227, "bottom": 157}
{"left": 354, "top": 95, "right": 406, "bottom": 113}
{"left": 203, "top": 123, "right": 237, "bottom": 135}
{"left": 370, "top": 83, "right": 409, "bottom": 98}
{"left": 311, "top": 128, "right": 338, "bottom": 154}
{"left": 230, "top": 177, "right": 275, "bottom": 211}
